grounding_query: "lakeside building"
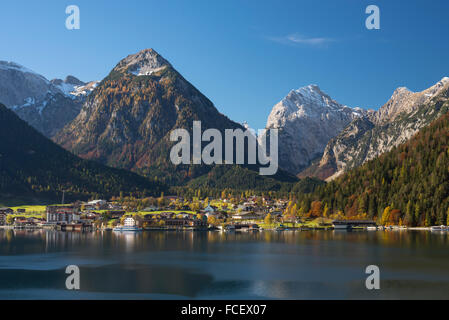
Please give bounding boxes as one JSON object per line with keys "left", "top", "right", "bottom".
{"left": 332, "top": 220, "right": 377, "bottom": 229}
{"left": 237, "top": 203, "right": 256, "bottom": 212}
{"left": 0, "top": 208, "right": 13, "bottom": 215}
{"left": 87, "top": 199, "right": 107, "bottom": 206}
{"left": 204, "top": 204, "right": 217, "bottom": 217}
{"left": 106, "top": 210, "right": 126, "bottom": 219}
{"left": 0, "top": 208, "right": 13, "bottom": 226}
{"left": 232, "top": 211, "right": 265, "bottom": 220}
{"left": 0, "top": 213, "right": 6, "bottom": 226}
{"left": 14, "top": 217, "right": 45, "bottom": 227}
{"left": 123, "top": 217, "right": 137, "bottom": 227}
{"left": 46, "top": 205, "right": 80, "bottom": 224}
{"left": 84, "top": 199, "right": 108, "bottom": 210}
{"left": 164, "top": 218, "right": 208, "bottom": 229}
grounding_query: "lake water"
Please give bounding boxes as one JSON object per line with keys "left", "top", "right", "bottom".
{"left": 1, "top": 229, "right": 449, "bottom": 300}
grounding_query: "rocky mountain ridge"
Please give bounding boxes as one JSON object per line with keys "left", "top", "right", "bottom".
{"left": 0, "top": 61, "right": 95, "bottom": 137}
{"left": 262, "top": 84, "right": 366, "bottom": 175}
{"left": 54, "top": 48, "right": 250, "bottom": 184}
{"left": 308, "top": 77, "right": 449, "bottom": 180}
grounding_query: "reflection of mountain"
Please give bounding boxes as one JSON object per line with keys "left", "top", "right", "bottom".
{"left": 3, "top": 230, "right": 449, "bottom": 299}
{"left": 80, "top": 264, "right": 214, "bottom": 297}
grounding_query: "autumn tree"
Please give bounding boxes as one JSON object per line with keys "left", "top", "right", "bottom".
{"left": 381, "top": 206, "right": 391, "bottom": 226}
{"left": 309, "top": 201, "right": 322, "bottom": 218}
{"left": 264, "top": 213, "right": 273, "bottom": 225}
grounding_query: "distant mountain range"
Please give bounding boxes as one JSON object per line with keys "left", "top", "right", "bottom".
{"left": 261, "top": 77, "right": 449, "bottom": 181}
{"left": 1, "top": 50, "right": 448, "bottom": 195}
{"left": 294, "top": 94, "right": 449, "bottom": 226}
{"left": 302, "top": 77, "right": 449, "bottom": 180}
{"left": 0, "top": 102, "right": 165, "bottom": 202}
{"left": 53, "top": 49, "right": 297, "bottom": 187}
{"left": 0, "top": 61, "right": 97, "bottom": 137}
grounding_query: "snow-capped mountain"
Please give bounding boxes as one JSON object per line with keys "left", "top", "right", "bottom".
{"left": 261, "top": 84, "right": 366, "bottom": 174}
{"left": 51, "top": 76, "right": 99, "bottom": 100}
{"left": 114, "top": 49, "right": 171, "bottom": 76}
{"left": 0, "top": 61, "right": 96, "bottom": 137}
{"left": 310, "top": 77, "right": 449, "bottom": 181}
{"left": 0, "top": 61, "right": 57, "bottom": 107}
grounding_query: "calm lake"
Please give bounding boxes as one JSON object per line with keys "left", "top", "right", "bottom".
{"left": 1, "top": 229, "right": 449, "bottom": 300}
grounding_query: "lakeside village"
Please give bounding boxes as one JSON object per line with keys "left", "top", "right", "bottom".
{"left": 0, "top": 194, "right": 445, "bottom": 232}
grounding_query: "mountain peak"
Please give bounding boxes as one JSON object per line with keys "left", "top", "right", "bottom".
{"left": 55, "top": 48, "right": 243, "bottom": 181}
{"left": 265, "top": 83, "right": 364, "bottom": 174}
{"left": 390, "top": 86, "right": 413, "bottom": 99}
{"left": 281, "top": 84, "right": 345, "bottom": 112}
{"left": 0, "top": 61, "right": 39, "bottom": 76}
{"left": 64, "top": 75, "right": 85, "bottom": 86}
{"left": 114, "top": 48, "right": 171, "bottom": 76}
{"left": 428, "top": 76, "right": 449, "bottom": 95}
{"left": 0, "top": 61, "right": 48, "bottom": 85}
{"left": 394, "top": 86, "right": 411, "bottom": 92}
{"left": 291, "top": 84, "right": 321, "bottom": 95}
{"left": 305, "top": 84, "right": 320, "bottom": 90}
{"left": 50, "top": 75, "right": 85, "bottom": 88}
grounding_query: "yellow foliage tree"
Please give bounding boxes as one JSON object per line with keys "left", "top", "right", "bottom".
{"left": 381, "top": 206, "right": 391, "bottom": 225}
{"left": 264, "top": 213, "right": 273, "bottom": 225}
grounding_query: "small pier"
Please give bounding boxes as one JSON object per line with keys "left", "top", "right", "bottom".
{"left": 332, "top": 220, "right": 377, "bottom": 230}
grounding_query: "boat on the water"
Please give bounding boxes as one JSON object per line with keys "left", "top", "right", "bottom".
{"left": 113, "top": 226, "right": 142, "bottom": 232}
{"left": 224, "top": 225, "right": 236, "bottom": 232}
{"left": 431, "top": 225, "right": 447, "bottom": 231}
{"left": 113, "top": 217, "right": 142, "bottom": 232}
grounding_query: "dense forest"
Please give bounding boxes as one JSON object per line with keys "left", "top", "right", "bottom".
{"left": 292, "top": 111, "right": 449, "bottom": 226}
{"left": 0, "top": 104, "right": 166, "bottom": 202}
{"left": 173, "top": 174, "right": 324, "bottom": 199}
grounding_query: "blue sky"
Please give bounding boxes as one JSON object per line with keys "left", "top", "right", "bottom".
{"left": 1, "top": 0, "right": 448, "bottom": 129}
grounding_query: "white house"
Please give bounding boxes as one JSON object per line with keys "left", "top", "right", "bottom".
{"left": 87, "top": 199, "right": 107, "bottom": 206}
{"left": 233, "top": 211, "right": 263, "bottom": 220}
{"left": 238, "top": 204, "right": 253, "bottom": 212}
{"left": 204, "top": 204, "right": 217, "bottom": 217}
{"left": 123, "top": 217, "right": 136, "bottom": 227}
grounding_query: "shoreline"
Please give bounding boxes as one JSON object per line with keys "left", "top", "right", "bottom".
{"left": 0, "top": 225, "right": 435, "bottom": 232}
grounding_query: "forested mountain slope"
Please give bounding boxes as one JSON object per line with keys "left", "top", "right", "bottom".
{"left": 0, "top": 103, "right": 166, "bottom": 202}
{"left": 294, "top": 100, "right": 449, "bottom": 226}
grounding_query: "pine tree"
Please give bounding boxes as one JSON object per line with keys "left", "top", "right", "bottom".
{"left": 446, "top": 207, "right": 449, "bottom": 226}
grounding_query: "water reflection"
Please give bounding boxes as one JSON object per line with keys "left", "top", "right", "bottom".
{"left": 1, "top": 229, "right": 449, "bottom": 299}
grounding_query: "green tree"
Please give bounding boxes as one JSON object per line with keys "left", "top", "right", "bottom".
{"left": 425, "top": 211, "right": 432, "bottom": 227}
{"left": 405, "top": 200, "right": 414, "bottom": 226}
